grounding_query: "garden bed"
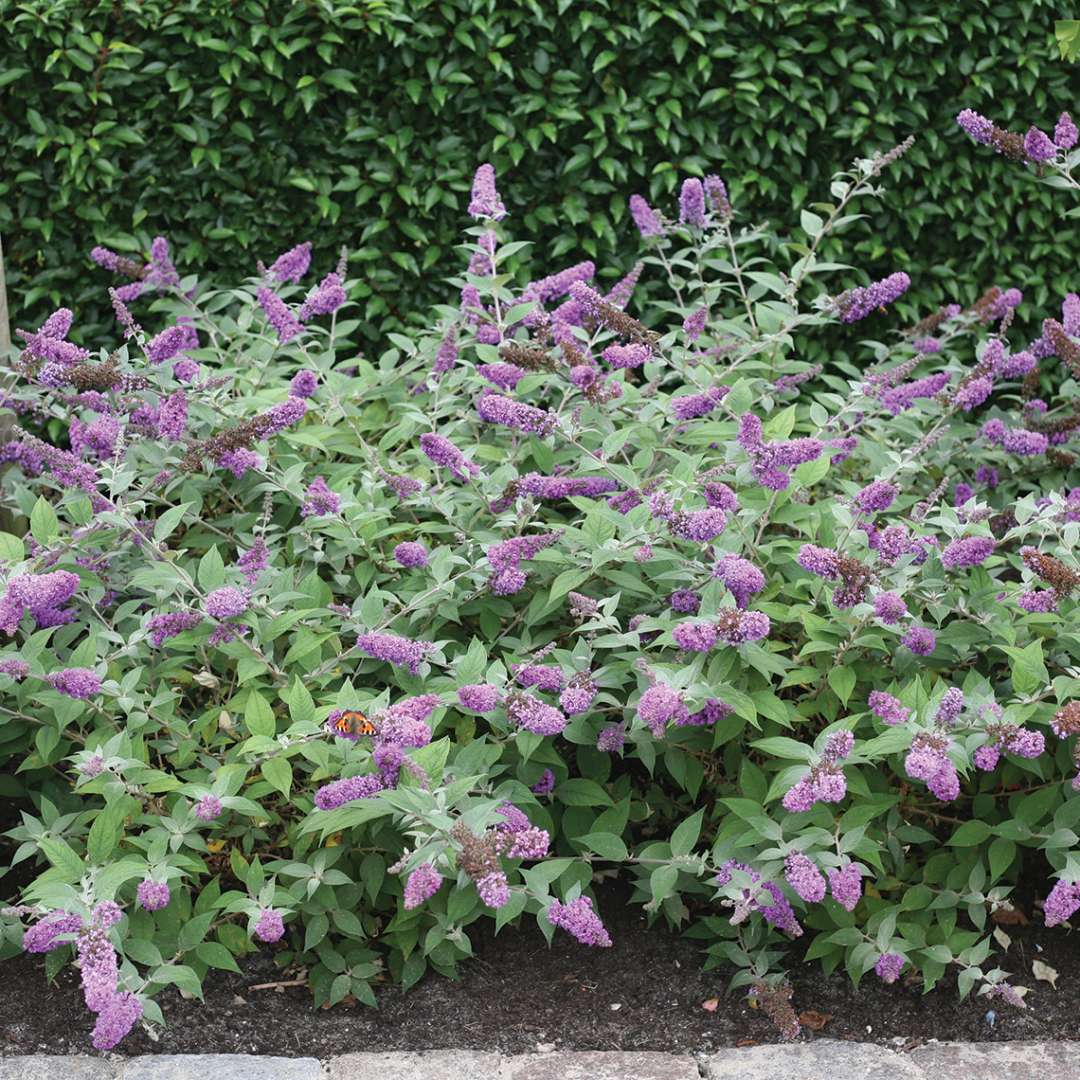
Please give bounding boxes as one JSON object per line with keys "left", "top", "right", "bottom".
{"left": 4, "top": 882, "right": 1077, "bottom": 1058}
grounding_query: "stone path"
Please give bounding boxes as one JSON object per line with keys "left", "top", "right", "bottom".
{"left": 2, "top": 1041, "right": 1078, "bottom": 1080}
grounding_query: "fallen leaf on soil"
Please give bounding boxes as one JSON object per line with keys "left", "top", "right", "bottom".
{"left": 1032, "top": 959, "right": 1059, "bottom": 989}
{"left": 798, "top": 1010, "right": 832, "bottom": 1031}
{"left": 736, "top": 1039, "right": 758, "bottom": 1047}
{"left": 991, "top": 902, "right": 1029, "bottom": 926}
{"left": 701, "top": 998, "right": 719, "bottom": 1012}
{"left": 992, "top": 927, "right": 1012, "bottom": 951}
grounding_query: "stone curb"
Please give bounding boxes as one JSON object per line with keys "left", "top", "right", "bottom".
{"left": 2, "top": 1042, "right": 1078, "bottom": 1080}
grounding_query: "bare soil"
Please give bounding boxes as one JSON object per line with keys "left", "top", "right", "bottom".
{"left": 3, "top": 881, "right": 1079, "bottom": 1057}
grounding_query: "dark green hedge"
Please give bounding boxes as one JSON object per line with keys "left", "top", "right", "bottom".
{"left": 1, "top": 0, "right": 1075, "bottom": 347}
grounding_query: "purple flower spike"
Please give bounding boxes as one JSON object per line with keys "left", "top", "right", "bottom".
{"left": 679, "top": 178, "right": 706, "bottom": 227}
{"left": 468, "top": 163, "right": 507, "bottom": 221}
{"left": 1024, "top": 126, "right": 1057, "bottom": 162}
{"left": 548, "top": 896, "right": 612, "bottom": 947}
{"left": 403, "top": 863, "right": 443, "bottom": 909}
{"left": 629, "top": 194, "right": 664, "bottom": 238}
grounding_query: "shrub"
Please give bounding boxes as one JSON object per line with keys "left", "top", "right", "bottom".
{"left": 2, "top": 132, "right": 1080, "bottom": 1049}
{"left": 2, "top": 0, "right": 1077, "bottom": 350}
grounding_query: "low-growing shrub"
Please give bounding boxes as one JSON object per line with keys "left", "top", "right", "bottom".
{"left": 2, "top": 123, "right": 1080, "bottom": 1049}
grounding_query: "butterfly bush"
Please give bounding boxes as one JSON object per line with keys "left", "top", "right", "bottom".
{"left": 3, "top": 142, "right": 1080, "bottom": 1049}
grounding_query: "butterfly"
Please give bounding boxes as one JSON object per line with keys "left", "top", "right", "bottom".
{"left": 330, "top": 709, "right": 377, "bottom": 738}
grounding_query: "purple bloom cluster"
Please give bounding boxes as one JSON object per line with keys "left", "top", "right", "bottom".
{"left": 513, "top": 663, "right": 564, "bottom": 692}
{"left": 0, "top": 657, "right": 29, "bottom": 680}
{"left": 457, "top": 684, "right": 501, "bottom": 713}
{"left": 941, "top": 536, "right": 995, "bottom": 570}
{"left": 854, "top": 480, "right": 897, "bottom": 514}
{"left": 828, "top": 863, "right": 862, "bottom": 912}
{"left": 601, "top": 343, "right": 651, "bottom": 369}
{"left": 301, "top": 477, "right": 341, "bottom": 517}
{"left": 22, "top": 910, "right": 83, "bottom": 953}
{"left": 290, "top": 370, "right": 319, "bottom": 398}
{"left": 683, "top": 306, "right": 708, "bottom": 341}
{"left": 476, "top": 391, "right": 556, "bottom": 435}
{"left": 905, "top": 733, "right": 958, "bottom": 801}
{"left": 486, "top": 531, "right": 559, "bottom": 595}
{"left": 869, "top": 690, "right": 909, "bottom": 726}
{"left": 195, "top": 794, "right": 222, "bottom": 821}
{"left": 0, "top": 570, "right": 80, "bottom": 634}
{"left": 673, "top": 621, "right": 718, "bottom": 652}
{"left": 679, "top": 178, "right": 706, "bottom": 227}
{"left": 314, "top": 773, "right": 385, "bottom": 810}
{"left": 136, "top": 880, "right": 171, "bottom": 912}
{"left": 505, "top": 692, "right": 567, "bottom": 736}
{"left": 254, "top": 907, "right": 285, "bottom": 943}
{"left": 268, "top": 242, "right": 312, "bottom": 284}
{"left": 873, "top": 591, "right": 908, "bottom": 624}
{"left": 737, "top": 413, "right": 823, "bottom": 490}
{"left": 393, "top": 541, "right": 428, "bottom": 568}
{"left": 531, "top": 768, "right": 556, "bottom": 794}
{"left": 672, "top": 385, "right": 729, "bottom": 421}
{"left": 298, "top": 272, "right": 346, "bottom": 321}
{"left": 356, "top": 631, "right": 433, "bottom": 675}
{"left": 47, "top": 667, "right": 102, "bottom": 699}
{"left": 257, "top": 288, "right": 303, "bottom": 343}
{"left": 548, "top": 896, "right": 612, "bottom": 947}
{"left": 403, "top": 864, "right": 444, "bottom": 909}
{"left": 784, "top": 853, "right": 826, "bottom": 903}
{"left": 420, "top": 432, "right": 480, "bottom": 482}
{"left": 637, "top": 684, "right": 688, "bottom": 736}
{"left": 1044, "top": 879, "right": 1080, "bottom": 927}
{"left": 712, "top": 555, "right": 766, "bottom": 608}
{"left": 934, "top": 687, "right": 965, "bottom": 726}
{"left": 479, "top": 362, "right": 525, "bottom": 390}
{"left": 875, "top": 953, "right": 905, "bottom": 983}
{"left": 205, "top": 586, "right": 249, "bottom": 619}
{"left": 517, "top": 473, "right": 619, "bottom": 500}
{"left": 797, "top": 544, "right": 839, "bottom": 580}
{"left": 837, "top": 272, "right": 910, "bottom": 323}
{"left": 668, "top": 508, "right": 728, "bottom": 542}
{"left": 714, "top": 860, "right": 803, "bottom": 937}
{"left": 468, "top": 163, "right": 507, "bottom": 221}
{"left": 901, "top": 626, "right": 936, "bottom": 656}
{"left": 629, "top": 194, "right": 664, "bottom": 238}
{"left": 597, "top": 723, "right": 626, "bottom": 752}
{"left": 878, "top": 372, "right": 950, "bottom": 415}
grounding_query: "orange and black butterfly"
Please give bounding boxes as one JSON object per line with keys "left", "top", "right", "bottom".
{"left": 329, "top": 709, "right": 377, "bottom": 738}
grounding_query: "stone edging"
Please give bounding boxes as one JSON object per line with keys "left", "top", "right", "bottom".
{"left": 2, "top": 1040, "right": 1078, "bottom": 1080}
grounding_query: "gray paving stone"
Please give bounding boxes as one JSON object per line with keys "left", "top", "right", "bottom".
{"left": 0, "top": 1058, "right": 116, "bottom": 1080}
{"left": 908, "top": 1040, "right": 1080, "bottom": 1079}
{"left": 704, "top": 1039, "right": 926, "bottom": 1079}
{"left": 327, "top": 1051, "right": 502, "bottom": 1079}
{"left": 501, "top": 1051, "right": 700, "bottom": 1080}
{"left": 119, "top": 1055, "right": 322, "bottom": 1080}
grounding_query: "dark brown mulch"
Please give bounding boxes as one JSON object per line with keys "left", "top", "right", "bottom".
{"left": 2, "top": 880, "right": 1079, "bottom": 1057}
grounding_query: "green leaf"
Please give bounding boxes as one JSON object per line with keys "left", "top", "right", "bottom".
{"left": 578, "top": 832, "right": 628, "bottom": 861}
{"left": 261, "top": 757, "right": 293, "bottom": 798}
{"left": 154, "top": 502, "right": 191, "bottom": 543}
{"left": 0, "top": 532, "right": 25, "bottom": 563}
{"left": 827, "top": 665, "right": 856, "bottom": 705}
{"left": 30, "top": 497, "right": 59, "bottom": 547}
{"left": 948, "top": 820, "right": 991, "bottom": 846}
{"left": 178, "top": 912, "right": 215, "bottom": 951}
{"left": 38, "top": 837, "right": 84, "bottom": 883}
{"left": 87, "top": 796, "right": 133, "bottom": 864}
{"left": 245, "top": 692, "right": 277, "bottom": 738}
{"left": 195, "top": 941, "right": 241, "bottom": 973}
{"left": 670, "top": 808, "right": 704, "bottom": 856}
{"left": 554, "top": 778, "right": 613, "bottom": 806}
